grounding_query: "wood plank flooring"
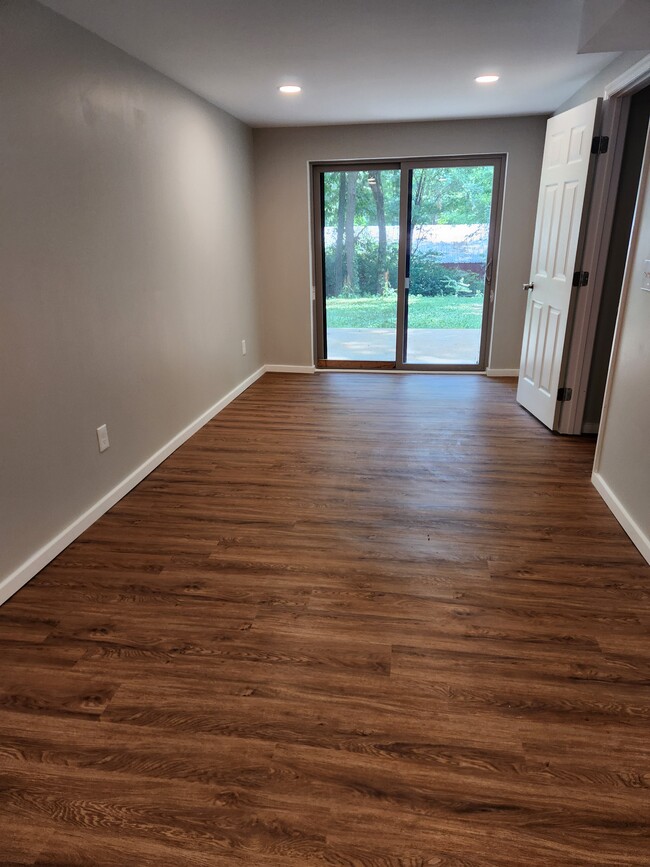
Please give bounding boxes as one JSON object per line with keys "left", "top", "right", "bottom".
{"left": 1, "top": 372, "right": 649, "bottom": 866}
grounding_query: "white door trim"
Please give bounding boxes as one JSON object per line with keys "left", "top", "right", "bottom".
{"left": 604, "top": 53, "right": 650, "bottom": 100}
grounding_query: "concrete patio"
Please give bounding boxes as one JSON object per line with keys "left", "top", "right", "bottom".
{"left": 326, "top": 327, "right": 481, "bottom": 365}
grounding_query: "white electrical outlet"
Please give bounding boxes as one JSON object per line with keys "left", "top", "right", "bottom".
{"left": 96, "top": 424, "right": 110, "bottom": 453}
{"left": 241, "top": 339, "right": 247, "bottom": 355}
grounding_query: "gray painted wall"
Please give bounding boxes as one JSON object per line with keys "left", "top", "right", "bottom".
{"left": 253, "top": 116, "right": 547, "bottom": 371}
{"left": 0, "top": 0, "right": 262, "bottom": 583}
{"left": 595, "top": 130, "right": 650, "bottom": 557}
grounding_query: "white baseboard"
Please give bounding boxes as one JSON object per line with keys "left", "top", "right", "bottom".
{"left": 592, "top": 471, "right": 650, "bottom": 565}
{"left": 486, "top": 368, "right": 519, "bottom": 377}
{"left": 582, "top": 422, "right": 600, "bottom": 435}
{"left": 0, "top": 365, "right": 266, "bottom": 607}
{"left": 264, "top": 364, "right": 315, "bottom": 374}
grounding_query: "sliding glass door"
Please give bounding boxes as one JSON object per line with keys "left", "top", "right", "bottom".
{"left": 313, "top": 156, "right": 504, "bottom": 370}
{"left": 404, "top": 164, "right": 496, "bottom": 366}
{"left": 317, "top": 165, "right": 401, "bottom": 366}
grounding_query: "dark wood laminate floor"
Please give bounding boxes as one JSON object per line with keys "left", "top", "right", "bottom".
{"left": 1, "top": 373, "right": 649, "bottom": 866}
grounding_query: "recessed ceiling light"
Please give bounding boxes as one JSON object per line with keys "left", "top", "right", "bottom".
{"left": 278, "top": 84, "right": 302, "bottom": 94}
{"left": 475, "top": 75, "right": 499, "bottom": 84}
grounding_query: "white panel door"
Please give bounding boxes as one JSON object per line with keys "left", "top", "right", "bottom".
{"left": 516, "top": 99, "right": 600, "bottom": 429}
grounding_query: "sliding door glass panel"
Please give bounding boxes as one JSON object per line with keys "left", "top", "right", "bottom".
{"left": 406, "top": 165, "right": 494, "bottom": 365}
{"left": 322, "top": 169, "right": 401, "bottom": 361}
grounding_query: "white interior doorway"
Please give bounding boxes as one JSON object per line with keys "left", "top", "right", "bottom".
{"left": 515, "top": 53, "right": 650, "bottom": 435}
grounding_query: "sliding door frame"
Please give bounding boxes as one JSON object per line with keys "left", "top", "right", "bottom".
{"left": 312, "top": 160, "right": 401, "bottom": 367}
{"left": 311, "top": 154, "right": 506, "bottom": 371}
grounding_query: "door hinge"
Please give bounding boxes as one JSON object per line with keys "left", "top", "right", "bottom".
{"left": 591, "top": 135, "right": 609, "bottom": 155}
{"left": 572, "top": 270, "right": 589, "bottom": 287}
{"left": 557, "top": 387, "right": 573, "bottom": 402}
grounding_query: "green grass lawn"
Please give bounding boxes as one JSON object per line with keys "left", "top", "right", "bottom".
{"left": 326, "top": 295, "right": 484, "bottom": 329}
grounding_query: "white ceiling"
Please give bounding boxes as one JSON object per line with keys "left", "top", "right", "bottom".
{"left": 40, "top": 0, "right": 620, "bottom": 127}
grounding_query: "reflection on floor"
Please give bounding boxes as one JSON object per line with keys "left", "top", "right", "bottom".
{"left": 326, "top": 327, "right": 481, "bottom": 364}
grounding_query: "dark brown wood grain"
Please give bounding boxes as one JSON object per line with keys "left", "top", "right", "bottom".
{"left": 0, "top": 372, "right": 649, "bottom": 866}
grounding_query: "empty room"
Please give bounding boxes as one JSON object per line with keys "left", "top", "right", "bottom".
{"left": 2, "top": 0, "right": 650, "bottom": 864}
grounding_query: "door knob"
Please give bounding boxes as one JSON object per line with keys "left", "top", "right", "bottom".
{"left": 523, "top": 282, "right": 534, "bottom": 291}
